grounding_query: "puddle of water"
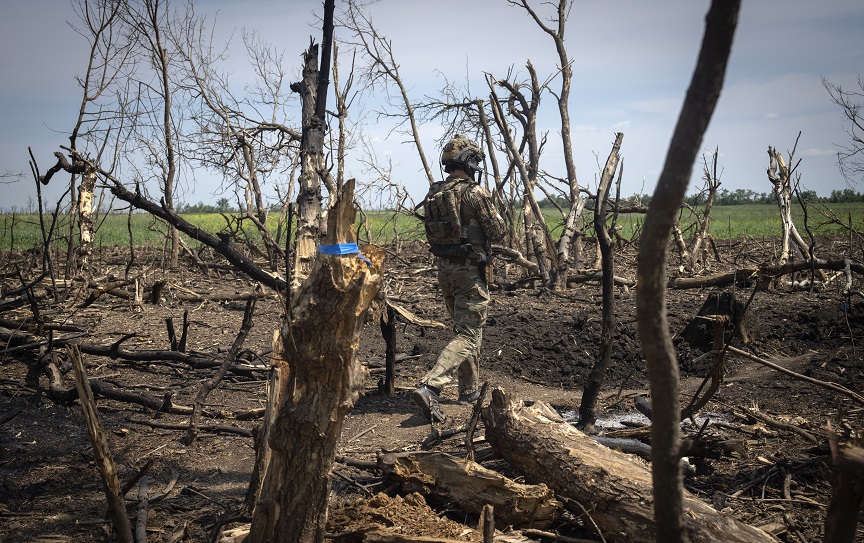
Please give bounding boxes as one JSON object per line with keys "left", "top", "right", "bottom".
{"left": 560, "top": 409, "right": 731, "bottom": 431}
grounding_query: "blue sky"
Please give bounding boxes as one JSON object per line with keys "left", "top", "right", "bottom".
{"left": 1, "top": 0, "right": 862, "bottom": 211}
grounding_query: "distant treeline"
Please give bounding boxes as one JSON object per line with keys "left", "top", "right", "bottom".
{"left": 178, "top": 198, "right": 288, "bottom": 214}
{"left": 177, "top": 197, "right": 236, "bottom": 214}
{"left": 538, "top": 187, "right": 864, "bottom": 209}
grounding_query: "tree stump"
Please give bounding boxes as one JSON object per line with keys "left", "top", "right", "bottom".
{"left": 247, "top": 178, "right": 384, "bottom": 543}
{"left": 680, "top": 290, "right": 749, "bottom": 352}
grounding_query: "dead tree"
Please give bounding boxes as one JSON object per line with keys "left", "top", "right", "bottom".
{"left": 823, "top": 75, "right": 864, "bottom": 185}
{"left": 487, "top": 67, "right": 559, "bottom": 286}
{"left": 76, "top": 164, "right": 99, "bottom": 271}
{"left": 577, "top": 132, "right": 622, "bottom": 432}
{"left": 636, "top": 3, "right": 739, "bottom": 542}
{"left": 767, "top": 141, "right": 812, "bottom": 265}
{"left": 124, "top": 0, "right": 183, "bottom": 268}
{"left": 175, "top": 17, "right": 301, "bottom": 272}
{"left": 513, "top": 0, "right": 587, "bottom": 289}
{"left": 672, "top": 147, "right": 722, "bottom": 274}
{"left": 291, "top": 40, "right": 328, "bottom": 286}
{"left": 61, "top": 0, "right": 132, "bottom": 274}
{"left": 246, "top": 178, "right": 383, "bottom": 543}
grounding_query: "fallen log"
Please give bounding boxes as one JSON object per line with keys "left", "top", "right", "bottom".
{"left": 2, "top": 325, "right": 268, "bottom": 377}
{"left": 482, "top": 388, "right": 779, "bottom": 543}
{"left": 126, "top": 417, "right": 252, "bottom": 437}
{"left": 667, "top": 258, "right": 864, "bottom": 290}
{"left": 376, "top": 451, "right": 560, "bottom": 529}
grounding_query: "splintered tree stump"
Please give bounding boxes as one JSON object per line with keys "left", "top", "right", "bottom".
{"left": 680, "top": 290, "right": 749, "bottom": 351}
{"left": 377, "top": 451, "right": 560, "bottom": 529}
{"left": 247, "top": 179, "right": 384, "bottom": 543}
{"left": 482, "top": 388, "right": 779, "bottom": 543}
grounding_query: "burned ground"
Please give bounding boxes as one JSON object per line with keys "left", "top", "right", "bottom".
{"left": 1, "top": 237, "right": 863, "bottom": 542}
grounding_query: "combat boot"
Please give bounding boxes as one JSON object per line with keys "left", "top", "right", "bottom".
{"left": 458, "top": 388, "right": 482, "bottom": 405}
{"left": 411, "top": 384, "right": 445, "bottom": 422}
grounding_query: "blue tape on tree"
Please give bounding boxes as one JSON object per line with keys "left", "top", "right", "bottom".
{"left": 318, "top": 243, "right": 360, "bottom": 255}
{"left": 318, "top": 243, "right": 371, "bottom": 267}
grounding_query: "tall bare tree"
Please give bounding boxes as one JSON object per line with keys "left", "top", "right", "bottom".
{"left": 175, "top": 12, "right": 301, "bottom": 271}
{"left": 636, "top": 2, "right": 739, "bottom": 542}
{"left": 64, "top": 0, "right": 134, "bottom": 273}
{"left": 124, "top": 0, "right": 183, "bottom": 267}
{"left": 577, "top": 132, "right": 622, "bottom": 431}
{"left": 823, "top": 75, "right": 864, "bottom": 186}
{"left": 512, "top": 0, "right": 586, "bottom": 289}
{"left": 338, "top": 0, "right": 435, "bottom": 186}
{"left": 487, "top": 66, "right": 559, "bottom": 286}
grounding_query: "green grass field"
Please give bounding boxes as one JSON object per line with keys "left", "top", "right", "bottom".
{"left": 2, "top": 202, "right": 862, "bottom": 252}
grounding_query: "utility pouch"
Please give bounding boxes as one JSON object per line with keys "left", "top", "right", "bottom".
{"left": 429, "top": 243, "right": 465, "bottom": 258}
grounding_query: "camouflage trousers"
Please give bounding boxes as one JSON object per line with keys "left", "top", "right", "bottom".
{"left": 421, "top": 257, "right": 489, "bottom": 397}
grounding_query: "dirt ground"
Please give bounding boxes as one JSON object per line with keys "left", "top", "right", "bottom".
{"left": 1, "top": 236, "right": 863, "bottom": 542}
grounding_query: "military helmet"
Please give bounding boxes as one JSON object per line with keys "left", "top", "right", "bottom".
{"left": 441, "top": 134, "right": 484, "bottom": 174}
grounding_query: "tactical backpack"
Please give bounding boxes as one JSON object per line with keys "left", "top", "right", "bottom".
{"left": 423, "top": 178, "right": 471, "bottom": 247}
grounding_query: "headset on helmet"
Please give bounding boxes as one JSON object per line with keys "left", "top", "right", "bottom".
{"left": 441, "top": 134, "right": 484, "bottom": 175}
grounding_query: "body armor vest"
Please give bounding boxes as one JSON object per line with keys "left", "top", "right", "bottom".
{"left": 424, "top": 178, "right": 472, "bottom": 246}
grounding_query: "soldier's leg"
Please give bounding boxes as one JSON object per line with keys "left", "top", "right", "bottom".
{"left": 457, "top": 328, "right": 482, "bottom": 402}
{"left": 425, "top": 264, "right": 488, "bottom": 393}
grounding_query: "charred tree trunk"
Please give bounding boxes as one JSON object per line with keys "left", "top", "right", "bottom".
{"left": 635, "top": 3, "right": 739, "bottom": 541}
{"left": 577, "top": 132, "right": 622, "bottom": 431}
{"left": 247, "top": 178, "right": 383, "bottom": 543}
{"left": 680, "top": 290, "right": 750, "bottom": 351}
{"left": 292, "top": 42, "right": 325, "bottom": 287}
{"left": 483, "top": 389, "right": 779, "bottom": 543}
{"left": 66, "top": 173, "right": 79, "bottom": 277}
{"left": 380, "top": 302, "right": 396, "bottom": 396}
{"left": 291, "top": 2, "right": 335, "bottom": 287}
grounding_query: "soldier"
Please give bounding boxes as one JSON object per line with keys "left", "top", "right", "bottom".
{"left": 411, "top": 134, "right": 506, "bottom": 422}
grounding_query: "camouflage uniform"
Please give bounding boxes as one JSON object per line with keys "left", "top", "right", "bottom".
{"left": 419, "top": 174, "right": 506, "bottom": 405}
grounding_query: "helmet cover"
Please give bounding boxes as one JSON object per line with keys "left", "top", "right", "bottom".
{"left": 441, "top": 134, "right": 484, "bottom": 174}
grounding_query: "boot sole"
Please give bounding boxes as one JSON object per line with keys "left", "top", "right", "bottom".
{"left": 412, "top": 389, "right": 445, "bottom": 422}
